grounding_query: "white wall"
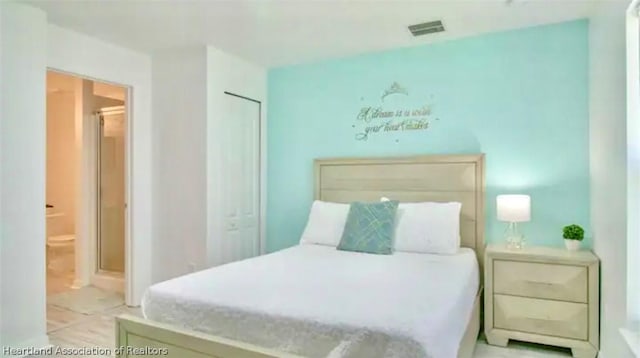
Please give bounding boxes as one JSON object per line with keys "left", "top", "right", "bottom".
{"left": 152, "top": 47, "right": 208, "bottom": 282}
{"left": 47, "top": 24, "right": 153, "bottom": 306}
{"left": 1, "top": 1, "right": 4, "bottom": 342}
{"left": 151, "top": 45, "right": 267, "bottom": 280}
{"left": 589, "top": 2, "right": 635, "bottom": 357}
{"left": 625, "top": 1, "right": 640, "bottom": 327}
{"left": 0, "top": 2, "right": 49, "bottom": 350}
{"left": 206, "top": 46, "right": 267, "bottom": 267}
{"left": 47, "top": 91, "right": 76, "bottom": 236}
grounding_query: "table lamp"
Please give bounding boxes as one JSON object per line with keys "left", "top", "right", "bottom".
{"left": 497, "top": 194, "right": 531, "bottom": 249}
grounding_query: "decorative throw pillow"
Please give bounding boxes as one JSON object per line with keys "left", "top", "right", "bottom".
{"left": 337, "top": 200, "right": 399, "bottom": 255}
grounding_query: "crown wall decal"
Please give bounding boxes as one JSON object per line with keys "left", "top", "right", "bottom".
{"left": 381, "top": 82, "right": 409, "bottom": 101}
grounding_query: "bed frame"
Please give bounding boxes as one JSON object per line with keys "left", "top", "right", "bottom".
{"left": 116, "top": 154, "right": 486, "bottom": 358}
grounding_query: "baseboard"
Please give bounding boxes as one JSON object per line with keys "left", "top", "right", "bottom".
{"left": 70, "top": 278, "right": 85, "bottom": 289}
{"left": 1, "top": 334, "right": 50, "bottom": 358}
{"left": 620, "top": 327, "right": 639, "bottom": 357}
{"left": 91, "top": 271, "right": 124, "bottom": 293}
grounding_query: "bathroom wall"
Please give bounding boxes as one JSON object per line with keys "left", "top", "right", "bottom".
{"left": 46, "top": 90, "right": 76, "bottom": 236}
{"left": 95, "top": 94, "right": 123, "bottom": 109}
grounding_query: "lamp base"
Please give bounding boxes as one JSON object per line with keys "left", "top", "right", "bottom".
{"left": 506, "top": 235, "right": 525, "bottom": 250}
{"left": 504, "top": 222, "right": 525, "bottom": 250}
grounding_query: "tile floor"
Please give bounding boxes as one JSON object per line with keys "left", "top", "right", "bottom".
{"left": 45, "top": 239, "right": 76, "bottom": 296}
{"left": 46, "top": 267, "right": 75, "bottom": 296}
{"left": 40, "top": 287, "right": 571, "bottom": 357}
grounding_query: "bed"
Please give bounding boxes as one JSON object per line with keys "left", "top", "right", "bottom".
{"left": 116, "top": 154, "right": 486, "bottom": 358}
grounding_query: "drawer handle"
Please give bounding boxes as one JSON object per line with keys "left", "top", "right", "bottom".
{"left": 527, "top": 317, "right": 563, "bottom": 324}
{"left": 524, "top": 280, "right": 554, "bottom": 286}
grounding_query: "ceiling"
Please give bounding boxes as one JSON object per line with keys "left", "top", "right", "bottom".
{"left": 46, "top": 71, "right": 75, "bottom": 94}
{"left": 47, "top": 71, "right": 126, "bottom": 101}
{"left": 29, "top": 0, "right": 610, "bottom": 68}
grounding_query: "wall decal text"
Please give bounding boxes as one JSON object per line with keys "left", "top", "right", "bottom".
{"left": 354, "top": 83, "right": 438, "bottom": 141}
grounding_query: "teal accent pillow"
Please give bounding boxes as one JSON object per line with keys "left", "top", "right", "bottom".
{"left": 337, "top": 200, "right": 399, "bottom": 255}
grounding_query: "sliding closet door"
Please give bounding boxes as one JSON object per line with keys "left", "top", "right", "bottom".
{"left": 221, "top": 93, "right": 260, "bottom": 263}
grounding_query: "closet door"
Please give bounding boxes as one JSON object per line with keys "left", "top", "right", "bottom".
{"left": 221, "top": 93, "right": 260, "bottom": 263}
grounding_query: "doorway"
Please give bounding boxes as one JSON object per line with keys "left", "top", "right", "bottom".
{"left": 45, "top": 70, "right": 129, "bottom": 306}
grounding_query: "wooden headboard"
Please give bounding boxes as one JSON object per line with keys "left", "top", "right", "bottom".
{"left": 314, "top": 154, "right": 486, "bottom": 267}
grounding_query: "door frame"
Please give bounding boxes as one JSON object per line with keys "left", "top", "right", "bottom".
{"left": 47, "top": 26, "right": 153, "bottom": 306}
{"left": 94, "top": 105, "right": 128, "bottom": 286}
{"left": 47, "top": 68, "right": 133, "bottom": 303}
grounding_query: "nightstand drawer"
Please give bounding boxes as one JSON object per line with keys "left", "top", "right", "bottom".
{"left": 494, "top": 260, "right": 587, "bottom": 303}
{"left": 494, "top": 294, "right": 588, "bottom": 340}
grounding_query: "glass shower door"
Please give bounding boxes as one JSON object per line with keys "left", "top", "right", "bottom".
{"left": 97, "top": 107, "right": 125, "bottom": 273}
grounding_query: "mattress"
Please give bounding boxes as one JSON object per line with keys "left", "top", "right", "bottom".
{"left": 142, "top": 244, "right": 479, "bottom": 358}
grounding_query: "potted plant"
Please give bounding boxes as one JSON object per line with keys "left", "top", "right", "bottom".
{"left": 562, "top": 224, "right": 584, "bottom": 251}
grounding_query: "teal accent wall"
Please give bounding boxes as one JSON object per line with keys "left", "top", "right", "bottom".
{"left": 267, "top": 20, "right": 590, "bottom": 252}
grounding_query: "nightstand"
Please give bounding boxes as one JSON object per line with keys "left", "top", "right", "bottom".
{"left": 484, "top": 244, "right": 600, "bottom": 358}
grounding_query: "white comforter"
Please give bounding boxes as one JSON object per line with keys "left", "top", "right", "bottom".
{"left": 142, "top": 245, "right": 479, "bottom": 358}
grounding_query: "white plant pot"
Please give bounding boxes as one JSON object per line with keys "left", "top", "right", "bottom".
{"left": 564, "top": 239, "right": 581, "bottom": 251}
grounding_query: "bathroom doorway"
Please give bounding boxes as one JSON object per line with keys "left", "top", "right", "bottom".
{"left": 45, "top": 70, "right": 128, "bottom": 302}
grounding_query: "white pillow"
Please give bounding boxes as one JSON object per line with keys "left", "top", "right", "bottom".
{"left": 381, "top": 197, "right": 462, "bottom": 255}
{"left": 299, "top": 200, "right": 350, "bottom": 247}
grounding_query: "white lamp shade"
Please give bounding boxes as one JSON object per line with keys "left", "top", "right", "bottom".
{"left": 497, "top": 195, "right": 531, "bottom": 222}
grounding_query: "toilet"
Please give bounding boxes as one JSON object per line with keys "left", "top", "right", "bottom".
{"left": 47, "top": 235, "right": 75, "bottom": 271}
{"left": 47, "top": 234, "right": 75, "bottom": 247}
{"left": 46, "top": 210, "right": 75, "bottom": 272}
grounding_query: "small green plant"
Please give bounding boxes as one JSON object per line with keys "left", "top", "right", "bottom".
{"left": 562, "top": 224, "right": 584, "bottom": 241}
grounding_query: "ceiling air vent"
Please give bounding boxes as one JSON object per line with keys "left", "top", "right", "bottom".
{"left": 408, "top": 20, "right": 445, "bottom": 37}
